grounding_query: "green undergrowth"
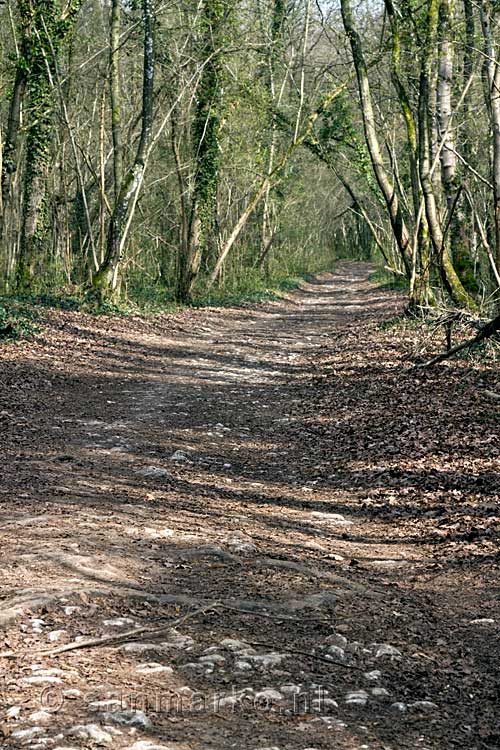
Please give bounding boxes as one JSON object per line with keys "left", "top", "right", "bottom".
{"left": 0, "top": 299, "right": 41, "bottom": 341}
{"left": 0, "top": 266, "right": 325, "bottom": 342}
{"left": 368, "top": 266, "right": 409, "bottom": 291}
{"left": 194, "top": 271, "right": 314, "bottom": 307}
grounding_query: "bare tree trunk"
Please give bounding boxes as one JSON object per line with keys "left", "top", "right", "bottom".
{"left": 479, "top": 0, "right": 500, "bottom": 271}
{"left": 340, "top": 0, "right": 412, "bottom": 277}
{"left": 418, "top": 0, "right": 476, "bottom": 309}
{"left": 109, "top": 0, "right": 123, "bottom": 200}
{"left": 384, "top": 0, "right": 432, "bottom": 307}
{"left": 92, "top": 0, "right": 155, "bottom": 299}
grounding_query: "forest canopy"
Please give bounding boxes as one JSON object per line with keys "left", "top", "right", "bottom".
{"left": 0, "top": 0, "right": 499, "bottom": 313}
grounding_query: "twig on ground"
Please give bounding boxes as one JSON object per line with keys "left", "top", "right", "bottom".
{"left": 38, "top": 602, "right": 222, "bottom": 657}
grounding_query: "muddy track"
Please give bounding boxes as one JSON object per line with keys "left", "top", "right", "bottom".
{"left": 0, "top": 262, "right": 498, "bottom": 750}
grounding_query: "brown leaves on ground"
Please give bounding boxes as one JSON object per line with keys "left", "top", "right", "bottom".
{"left": 0, "top": 263, "right": 498, "bottom": 750}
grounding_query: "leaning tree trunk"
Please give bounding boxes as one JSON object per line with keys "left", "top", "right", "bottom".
{"left": 92, "top": 0, "right": 155, "bottom": 300}
{"left": 340, "top": 0, "right": 412, "bottom": 278}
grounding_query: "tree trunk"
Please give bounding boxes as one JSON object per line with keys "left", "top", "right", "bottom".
{"left": 340, "top": 0, "right": 412, "bottom": 277}
{"left": 109, "top": 0, "right": 123, "bottom": 200}
{"left": 92, "top": 0, "right": 155, "bottom": 300}
{"left": 176, "top": 0, "right": 228, "bottom": 302}
{"left": 15, "top": 0, "right": 83, "bottom": 293}
{"left": 418, "top": 0, "right": 476, "bottom": 309}
{"left": 479, "top": 1, "right": 500, "bottom": 271}
{"left": 384, "top": 0, "right": 432, "bottom": 307}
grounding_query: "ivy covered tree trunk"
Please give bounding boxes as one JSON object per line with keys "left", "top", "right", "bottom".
{"left": 176, "top": 0, "right": 228, "bottom": 303}
{"left": 15, "top": 0, "right": 82, "bottom": 293}
{"left": 0, "top": 66, "right": 27, "bottom": 247}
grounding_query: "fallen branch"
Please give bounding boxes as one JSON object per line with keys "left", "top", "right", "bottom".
{"left": 417, "top": 312, "right": 500, "bottom": 368}
{"left": 38, "top": 602, "right": 222, "bottom": 657}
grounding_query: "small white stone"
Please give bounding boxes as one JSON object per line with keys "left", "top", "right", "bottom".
{"left": 324, "top": 633, "right": 348, "bottom": 649}
{"left": 235, "top": 660, "right": 252, "bottom": 671}
{"left": 312, "top": 697, "right": 338, "bottom": 710}
{"left": 345, "top": 690, "right": 368, "bottom": 706}
{"left": 409, "top": 700, "right": 438, "bottom": 712}
{"left": 89, "top": 699, "right": 124, "bottom": 712}
{"left": 363, "top": 670, "right": 382, "bottom": 681}
{"left": 11, "top": 728, "right": 44, "bottom": 741}
{"left": 247, "top": 652, "right": 284, "bottom": 668}
{"left": 125, "top": 743, "right": 174, "bottom": 750}
{"left": 217, "top": 695, "right": 237, "bottom": 708}
{"left": 63, "top": 606, "right": 81, "bottom": 616}
{"left": 170, "top": 450, "right": 188, "bottom": 461}
{"left": 29, "top": 711, "right": 53, "bottom": 723}
{"left": 375, "top": 644, "right": 402, "bottom": 660}
{"left": 103, "top": 710, "right": 151, "bottom": 729}
{"left": 220, "top": 637, "right": 253, "bottom": 652}
{"left": 325, "top": 645, "right": 345, "bottom": 660}
{"left": 67, "top": 724, "right": 113, "bottom": 745}
{"left": 310, "top": 512, "right": 353, "bottom": 526}
{"left": 390, "top": 702, "right": 407, "bottom": 713}
{"left": 21, "top": 676, "right": 63, "bottom": 685}
{"left": 469, "top": 618, "right": 495, "bottom": 625}
{"left": 103, "top": 617, "right": 135, "bottom": 628}
{"left": 255, "top": 689, "right": 284, "bottom": 703}
{"left": 163, "top": 630, "right": 194, "bottom": 648}
{"left": 31, "top": 667, "right": 68, "bottom": 676}
{"left": 120, "top": 642, "right": 157, "bottom": 653}
{"left": 48, "top": 630, "right": 67, "bottom": 643}
{"left": 199, "top": 654, "right": 226, "bottom": 664}
{"left": 6, "top": 705, "right": 22, "bottom": 718}
{"left": 133, "top": 662, "right": 173, "bottom": 675}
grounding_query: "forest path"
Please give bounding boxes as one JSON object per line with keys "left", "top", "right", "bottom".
{"left": 1, "top": 263, "right": 498, "bottom": 750}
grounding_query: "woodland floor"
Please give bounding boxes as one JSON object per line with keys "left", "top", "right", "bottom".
{"left": 0, "top": 262, "right": 499, "bottom": 750}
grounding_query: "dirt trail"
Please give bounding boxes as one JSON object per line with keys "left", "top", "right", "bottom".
{"left": 1, "top": 262, "right": 498, "bottom": 750}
